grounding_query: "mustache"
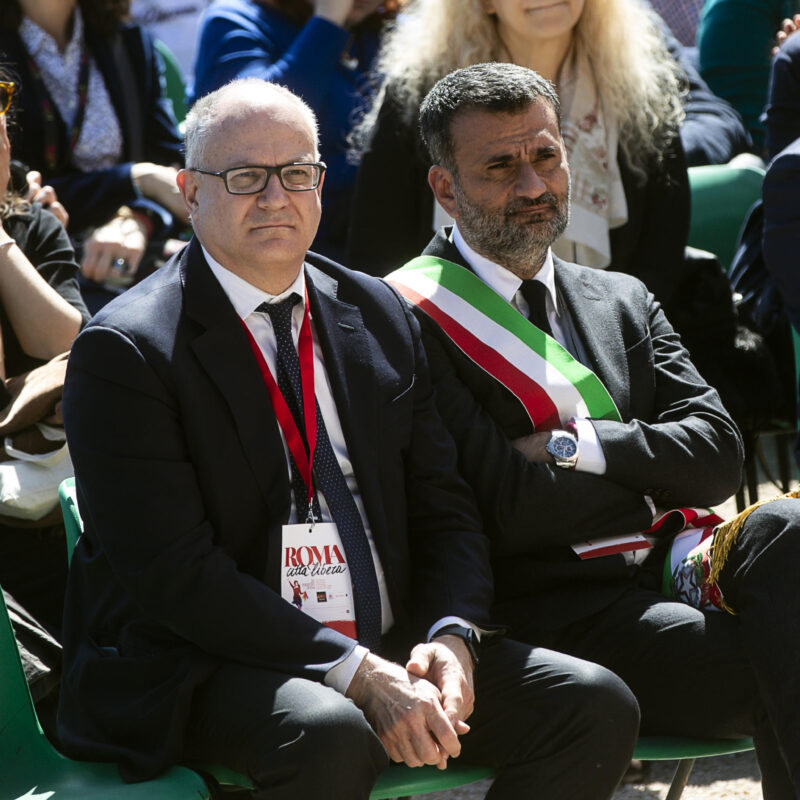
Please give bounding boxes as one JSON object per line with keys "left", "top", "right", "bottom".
{"left": 504, "top": 193, "right": 561, "bottom": 217}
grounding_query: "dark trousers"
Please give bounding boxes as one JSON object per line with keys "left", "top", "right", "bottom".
{"left": 519, "top": 498, "right": 800, "bottom": 800}
{"left": 182, "top": 637, "right": 639, "bottom": 800}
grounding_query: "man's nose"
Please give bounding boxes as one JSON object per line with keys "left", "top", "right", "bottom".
{"left": 516, "top": 162, "right": 547, "bottom": 196}
{"left": 256, "top": 172, "right": 289, "bottom": 206}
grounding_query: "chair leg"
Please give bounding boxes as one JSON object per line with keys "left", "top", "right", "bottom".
{"left": 664, "top": 758, "right": 696, "bottom": 800}
{"left": 776, "top": 432, "right": 792, "bottom": 493}
{"left": 735, "top": 484, "right": 746, "bottom": 513}
{"left": 745, "top": 447, "right": 759, "bottom": 505}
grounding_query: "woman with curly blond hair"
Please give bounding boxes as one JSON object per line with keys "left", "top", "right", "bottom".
{"left": 348, "top": 0, "right": 690, "bottom": 309}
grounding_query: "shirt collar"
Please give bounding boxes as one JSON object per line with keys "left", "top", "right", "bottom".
{"left": 451, "top": 222, "right": 558, "bottom": 311}
{"left": 202, "top": 246, "right": 306, "bottom": 319}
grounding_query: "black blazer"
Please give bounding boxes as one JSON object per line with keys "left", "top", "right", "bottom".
{"left": 764, "top": 137, "right": 800, "bottom": 332}
{"left": 346, "top": 84, "right": 690, "bottom": 316}
{"left": 58, "top": 238, "right": 492, "bottom": 779}
{"left": 0, "top": 23, "right": 184, "bottom": 235}
{"left": 415, "top": 231, "right": 743, "bottom": 635}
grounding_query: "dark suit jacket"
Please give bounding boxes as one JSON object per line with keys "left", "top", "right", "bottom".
{"left": 415, "top": 230, "right": 743, "bottom": 635}
{"left": 765, "top": 33, "right": 800, "bottom": 161}
{"left": 347, "top": 83, "right": 690, "bottom": 310}
{"left": 764, "top": 137, "right": 800, "bottom": 333}
{"left": 0, "top": 23, "right": 184, "bottom": 236}
{"left": 58, "top": 237, "right": 492, "bottom": 780}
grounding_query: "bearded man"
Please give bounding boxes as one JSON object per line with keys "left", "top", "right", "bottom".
{"left": 386, "top": 62, "right": 800, "bottom": 799}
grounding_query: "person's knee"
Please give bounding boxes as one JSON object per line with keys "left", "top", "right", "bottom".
{"left": 724, "top": 498, "right": 800, "bottom": 586}
{"left": 567, "top": 660, "right": 641, "bottom": 745}
{"left": 248, "top": 691, "right": 387, "bottom": 796}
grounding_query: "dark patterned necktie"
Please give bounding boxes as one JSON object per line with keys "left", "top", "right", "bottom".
{"left": 258, "top": 295, "right": 382, "bottom": 650}
{"left": 519, "top": 279, "right": 553, "bottom": 337}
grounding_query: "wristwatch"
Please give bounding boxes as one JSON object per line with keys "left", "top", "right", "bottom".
{"left": 545, "top": 429, "right": 579, "bottom": 470}
{"left": 433, "top": 624, "right": 480, "bottom": 666}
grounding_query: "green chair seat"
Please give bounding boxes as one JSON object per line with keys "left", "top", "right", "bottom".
{"left": 634, "top": 735, "right": 753, "bottom": 761}
{"left": 687, "top": 163, "right": 765, "bottom": 272}
{"left": 0, "top": 586, "right": 209, "bottom": 800}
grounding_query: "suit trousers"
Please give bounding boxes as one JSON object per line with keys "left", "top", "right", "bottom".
{"left": 517, "top": 498, "right": 800, "bottom": 800}
{"left": 181, "top": 637, "right": 640, "bottom": 799}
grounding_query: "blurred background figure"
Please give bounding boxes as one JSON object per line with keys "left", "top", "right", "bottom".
{"left": 0, "top": 68, "right": 89, "bottom": 739}
{"left": 349, "top": 0, "right": 689, "bottom": 304}
{"left": 698, "top": 0, "right": 800, "bottom": 155}
{"left": 0, "top": 0, "right": 189, "bottom": 313}
{"left": 130, "top": 0, "right": 212, "bottom": 77}
{"left": 189, "top": 0, "right": 404, "bottom": 262}
{"left": 649, "top": 0, "right": 703, "bottom": 47}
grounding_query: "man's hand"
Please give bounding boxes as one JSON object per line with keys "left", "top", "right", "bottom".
{"left": 511, "top": 431, "right": 552, "bottom": 463}
{"left": 407, "top": 637, "right": 474, "bottom": 734}
{"left": 81, "top": 212, "right": 147, "bottom": 283}
{"left": 346, "top": 652, "right": 462, "bottom": 769}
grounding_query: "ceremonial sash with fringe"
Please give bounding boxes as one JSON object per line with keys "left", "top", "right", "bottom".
{"left": 388, "top": 255, "right": 787, "bottom": 614}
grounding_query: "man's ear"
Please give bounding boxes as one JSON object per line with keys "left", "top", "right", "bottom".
{"left": 428, "top": 165, "right": 460, "bottom": 220}
{"left": 177, "top": 168, "right": 198, "bottom": 215}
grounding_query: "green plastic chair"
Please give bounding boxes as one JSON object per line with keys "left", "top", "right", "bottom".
{"left": 57, "top": 479, "right": 753, "bottom": 799}
{"left": 154, "top": 38, "right": 188, "bottom": 127}
{"left": 687, "top": 163, "right": 765, "bottom": 272}
{"left": 0, "top": 583, "right": 210, "bottom": 800}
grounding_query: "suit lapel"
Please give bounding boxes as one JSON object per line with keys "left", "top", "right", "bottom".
{"left": 554, "top": 260, "right": 632, "bottom": 417}
{"left": 182, "top": 240, "right": 290, "bottom": 518}
{"left": 304, "top": 265, "right": 381, "bottom": 517}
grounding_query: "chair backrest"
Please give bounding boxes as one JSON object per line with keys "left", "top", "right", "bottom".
{"left": 0, "top": 587, "right": 47, "bottom": 750}
{"left": 154, "top": 38, "right": 188, "bottom": 126}
{"left": 687, "top": 164, "right": 764, "bottom": 272}
{"left": 59, "top": 476, "right": 83, "bottom": 564}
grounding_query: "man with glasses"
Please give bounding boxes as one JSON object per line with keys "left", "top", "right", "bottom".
{"left": 56, "top": 78, "right": 639, "bottom": 799}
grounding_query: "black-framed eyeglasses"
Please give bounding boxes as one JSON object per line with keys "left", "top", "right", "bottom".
{"left": 190, "top": 161, "right": 326, "bottom": 194}
{"left": 0, "top": 82, "right": 15, "bottom": 117}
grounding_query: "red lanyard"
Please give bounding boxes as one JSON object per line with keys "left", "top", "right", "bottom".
{"left": 240, "top": 291, "right": 318, "bottom": 519}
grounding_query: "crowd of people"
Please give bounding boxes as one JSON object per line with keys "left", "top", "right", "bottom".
{"left": 2, "top": 0, "right": 800, "bottom": 798}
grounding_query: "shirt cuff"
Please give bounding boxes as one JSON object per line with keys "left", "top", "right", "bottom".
{"left": 573, "top": 418, "right": 607, "bottom": 475}
{"left": 427, "top": 616, "right": 484, "bottom": 643}
{"left": 324, "top": 645, "right": 370, "bottom": 695}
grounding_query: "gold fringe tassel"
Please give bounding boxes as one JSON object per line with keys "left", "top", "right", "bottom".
{"left": 707, "top": 488, "right": 800, "bottom": 614}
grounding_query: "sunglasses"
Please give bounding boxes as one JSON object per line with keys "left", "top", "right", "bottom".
{"left": 0, "top": 82, "right": 15, "bottom": 117}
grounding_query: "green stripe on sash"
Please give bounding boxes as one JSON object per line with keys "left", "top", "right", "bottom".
{"left": 400, "top": 256, "right": 621, "bottom": 422}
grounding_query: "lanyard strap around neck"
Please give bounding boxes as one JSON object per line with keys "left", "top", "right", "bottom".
{"left": 240, "top": 290, "right": 318, "bottom": 516}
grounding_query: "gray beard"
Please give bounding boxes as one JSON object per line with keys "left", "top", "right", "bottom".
{"left": 454, "top": 185, "right": 570, "bottom": 279}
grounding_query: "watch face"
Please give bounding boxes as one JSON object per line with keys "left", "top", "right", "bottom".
{"left": 550, "top": 435, "right": 577, "bottom": 459}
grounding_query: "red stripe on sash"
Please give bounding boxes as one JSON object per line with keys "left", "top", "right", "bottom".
{"left": 397, "top": 283, "right": 560, "bottom": 430}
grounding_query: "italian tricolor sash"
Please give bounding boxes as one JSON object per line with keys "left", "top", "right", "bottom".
{"left": 389, "top": 256, "right": 732, "bottom": 609}
{"left": 386, "top": 255, "right": 621, "bottom": 429}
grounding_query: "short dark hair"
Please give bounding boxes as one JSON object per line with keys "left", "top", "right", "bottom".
{"left": 419, "top": 62, "right": 561, "bottom": 172}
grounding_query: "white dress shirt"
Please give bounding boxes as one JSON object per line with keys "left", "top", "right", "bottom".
{"left": 451, "top": 225, "right": 607, "bottom": 475}
{"left": 205, "top": 250, "right": 476, "bottom": 690}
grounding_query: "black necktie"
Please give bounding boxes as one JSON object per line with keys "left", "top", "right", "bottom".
{"left": 519, "top": 279, "right": 553, "bottom": 337}
{"left": 258, "top": 295, "right": 382, "bottom": 650}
